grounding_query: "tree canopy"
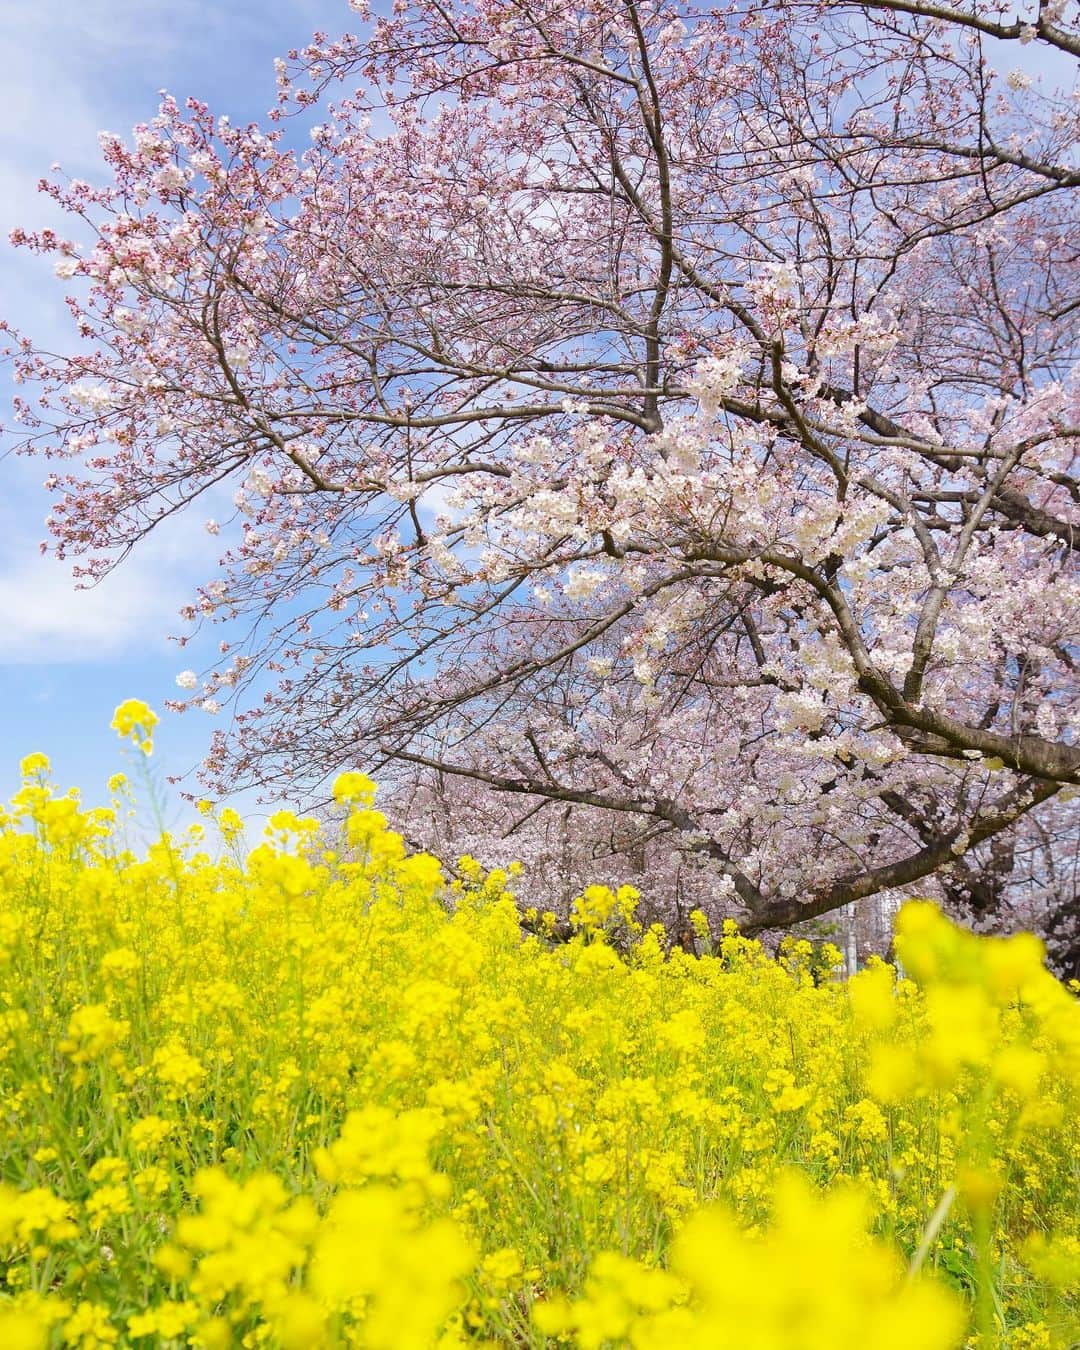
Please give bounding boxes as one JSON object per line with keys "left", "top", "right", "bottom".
{"left": 7, "top": 0, "right": 1080, "bottom": 963}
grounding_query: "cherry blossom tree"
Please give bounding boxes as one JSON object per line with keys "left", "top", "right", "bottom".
{"left": 7, "top": 0, "right": 1079, "bottom": 960}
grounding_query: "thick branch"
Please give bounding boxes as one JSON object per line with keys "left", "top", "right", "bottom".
{"left": 741, "top": 777, "right": 1061, "bottom": 933}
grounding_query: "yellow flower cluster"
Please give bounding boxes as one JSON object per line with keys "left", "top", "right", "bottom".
{"left": 109, "top": 699, "right": 159, "bottom": 756}
{"left": 534, "top": 1173, "right": 964, "bottom": 1350}
{"left": 0, "top": 724, "right": 1078, "bottom": 1347}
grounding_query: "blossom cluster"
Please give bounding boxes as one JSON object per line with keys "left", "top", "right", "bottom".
{"left": 0, "top": 717, "right": 1078, "bottom": 1346}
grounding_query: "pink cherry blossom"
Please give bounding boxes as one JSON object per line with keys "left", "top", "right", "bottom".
{"left": 6, "top": 0, "right": 1079, "bottom": 970}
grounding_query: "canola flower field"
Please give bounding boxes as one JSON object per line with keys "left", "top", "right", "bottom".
{"left": 0, "top": 703, "right": 1078, "bottom": 1348}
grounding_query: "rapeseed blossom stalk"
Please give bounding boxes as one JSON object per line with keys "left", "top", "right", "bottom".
{"left": 0, "top": 711, "right": 1077, "bottom": 1346}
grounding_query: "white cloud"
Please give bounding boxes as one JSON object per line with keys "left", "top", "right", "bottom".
{"left": 0, "top": 547, "right": 180, "bottom": 664}
{"left": 0, "top": 474, "right": 217, "bottom": 663}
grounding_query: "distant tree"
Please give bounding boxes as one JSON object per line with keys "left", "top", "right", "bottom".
{"left": 7, "top": 0, "right": 1079, "bottom": 963}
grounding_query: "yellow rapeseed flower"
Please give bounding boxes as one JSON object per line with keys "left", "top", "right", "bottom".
{"left": 109, "top": 698, "right": 158, "bottom": 755}
{"left": 1, "top": 716, "right": 1078, "bottom": 1346}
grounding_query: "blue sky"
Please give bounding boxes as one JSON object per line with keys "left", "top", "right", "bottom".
{"left": 0, "top": 0, "right": 348, "bottom": 822}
